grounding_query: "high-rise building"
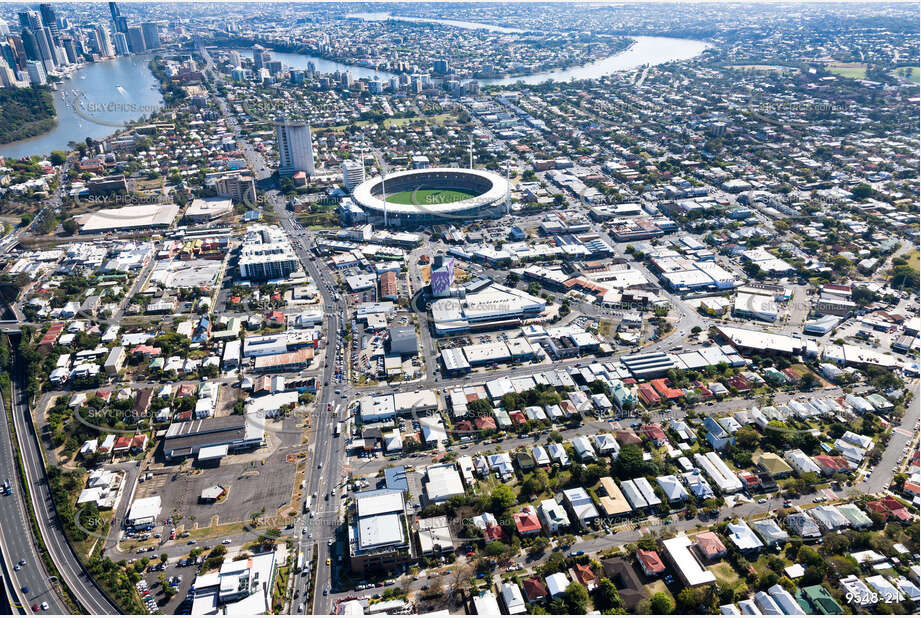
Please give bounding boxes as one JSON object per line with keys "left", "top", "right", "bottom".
{"left": 229, "top": 50, "right": 242, "bottom": 67}
{"left": 60, "top": 37, "right": 77, "bottom": 63}
{"left": 112, "top": 31, "right": 129, "bottom": 56}
{"left": 433, "top": 59, "right": 448, "bottom": 74}
{"left": 94, "top": 24, "right": 115, "bottom": 57}
{"left": 0, "top": 42, "right": 19, "bottom": 78}
{"left": 38, "top": 4, "right": 58, "bottom": 42}
{"left": 341, "top": 159, "right": 365, "bottom": 191}
{"left": 0, "top": 58, "right": 18, "bottom": 87}
{"left": 141, "top": 22, "right": 159, "bottom": 50}
{"left": 36, "top": 27, "right": 56, "bottom": 70}
{"left": 252, "top": 44, "right": 269, "bottom": 69}
{"left": 0, "top": 21, "right": 11, "bottom": 37}
{"left": 126, "top": 26, "right": 146, "bottom": 53}
{"left": 18, "top": 10, "right": 42, "bottom": 33}
{"left": 274, "top": 117, "right": 315, "bottom": 176}
{"left": 430, "top": 256, "right": 456, "bottom": 298}
{"left": 26, "top": 59, "right": 46, "bottom": 85}
{"left": 108, "top": 2, "right": 121, "bottom": 22}
{"left": 215, "top": 174, "right": 257, "bottom": 204}
{"left": 20, "top": 28, "right": 41, "bottom": 63}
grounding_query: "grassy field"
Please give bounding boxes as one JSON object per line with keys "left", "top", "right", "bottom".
{"left": 385, "top": 188, "right": 479, "bottom": 205}
{"left": 826, "top": 63, "right": 867, "bottom": 79}
{"left": 891, "top": 66, "right": 921, "bottom": 83}
{"left": 907, "top": 249, "right": 920, "bottom": 274}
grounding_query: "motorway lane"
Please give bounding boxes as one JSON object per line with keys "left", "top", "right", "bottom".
{"left": 0, "top": 392, "right": 63, "bottom": 615}
{"left": 10, "top": 371, "right": 119, "bottom": 615}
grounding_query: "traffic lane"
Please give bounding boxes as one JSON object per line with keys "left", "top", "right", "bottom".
{"left": 12, "top": 379, "right": 117, "bottom": 614}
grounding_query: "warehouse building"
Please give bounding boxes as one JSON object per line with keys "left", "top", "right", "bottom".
{"left": 162, "top": 415, "right": 264, "bottom": 461}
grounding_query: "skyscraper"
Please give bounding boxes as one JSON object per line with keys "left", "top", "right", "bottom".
{"left": 20, "top": 28, "right": 41, "bottom": 63}
{"left": 38, "top": 4, "right": 58, "bottom": 42}
{"left": 108, "top": 2, "right": 121, "bottom": 22}
{"left": 94, "top": 24, "right": 115, "bottom": 57}
{"left": 274, "top": 117, "right": 315, "bottom": 176}
{"left": 113, "top": 31, "right": 129, "bottom": 56}
{"left": 26, "top": 59, "right": 46, "bottom": 85}
{"left": 141, "top": 22, "right": 159, "bottom": 50}
{"left": 18, "top": 10, "right": 41, "bottom": 32}
{"left": 126, "top": 26, "right": 146, "bottom": 53}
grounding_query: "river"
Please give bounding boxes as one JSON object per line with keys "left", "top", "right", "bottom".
{"left": 1, "top": 21, "right": 707, "bottom": 159}
{"left": 266, "top": 34, "right": 707, "bottom": 87}
{"left": 0, "top": 54, "right": 162, "bottom": 159}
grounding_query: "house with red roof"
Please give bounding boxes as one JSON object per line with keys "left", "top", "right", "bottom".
{"left": 637, "top": 383, "right": 661, "bottom": 405}
{"left": 130, "top": 434, "right": 148, "bottom": 453}
{"left": 570, "top": 563, "right": 598, "bottom": 590}
{"left": 813, "top": 455, "right": 851, "bottom": 475}
{"left": 696, "top": 532, "right": 727, "bottom": 561}
{"left": 130, "top": 344, "right": 162, "bottom": 357}
{"left": 176, "top": 410, "right": 193, "bottom": 421}
{"left": 879, "top": 497, "right": 912, "bottom": 522}
{"left": 737, "top": 471, "right": 760, "bottom": 491}
{"left": 902, "top": 480, "right": 919, "bottom": 498}
{"left": 454, "top": 420, "right": 474, "bottom": 433}
{"left": 266, "top": 310, "right": 286, "bottom": 327}
{"left": 112, "top": 436, "right": 132, "bottom": 455}
{"left": 177, "top": 383, "right": 197, "bottom": 398}
{"left": 636, "top": 549, "right": 666, "bottom": 577}
{"left": 510, "top": 411, "right": 527, "bottom": 425}
{"left": 650, "top": 378, "right": 684, "bottom": 400}
{"left": 473, "top": 416, "right": 497, "bottom": 431}
{"left": 484, "top": 524, "right": 506, "bottom": 542}
{"left": 692, "top": 381, "right": 713, "bottom": 400}
{"left": 725, "top": 375, "right": 751, "bottom": 392}
{"left": 95, "top": 389, "right": 113, "bottom": 402}
{"left": 514, "top": 506, "right": 543, "bottom": 536}
{"left": 641, "top": 424, "right": 667, "bottom": 446}
{"left": 866, "top": 501, "right": 890, "bottom": 519}
{"left": 522, "top": 577, "right": 548, "bottom": 603}
{"left": 615, "top": 430, "right": 642, "bottom": 446}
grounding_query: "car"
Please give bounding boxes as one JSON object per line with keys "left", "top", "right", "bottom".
{"left": 187, "top": 539, "right": 196, "bottom": 545}
{"left": 757, "top": 498, "right": 767, "bottom": 504}
{"left": 31, "top": 604, "right": 39, "bottom": 612}
{"left": 21, "top": 586, "right": 28, "bottom": 594}
{"left": 326, "top": 558, "right": 331, "bottom": 565}
{"left": 18, "top": 559, "right": 26, "bottom": 566}
{"left": 40, "top": 603, "right": 48, "bottom": 611}
{"left": 14, "top": 564, "right": 20, "bottom": 571}
{"left": 222, "top": 539, "right": 232, "bottom": 545}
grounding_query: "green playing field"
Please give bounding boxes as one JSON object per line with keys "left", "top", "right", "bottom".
{"left": 384, "top": 188, "right": 479, "bottom": 205}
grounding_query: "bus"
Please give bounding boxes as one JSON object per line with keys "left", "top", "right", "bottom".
{"left": 304, "top": 495, "right": 312, "bottom": 513}
{"left": 297, "top": 552, "right": 305, "bottom": 574}
{"left": 334, "top": 422, "right": 341, "bottom": 437}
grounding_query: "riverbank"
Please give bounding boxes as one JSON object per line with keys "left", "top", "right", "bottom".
{"left": 0, "top": 86, "right": 57, "bottom": 148}
{"left": 0, "top": 55, "right": 162, "bottom": 160}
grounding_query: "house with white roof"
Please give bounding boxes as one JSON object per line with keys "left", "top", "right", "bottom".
{"left": 538, "top": 498, "right": 570, "bottom": 534}
{"left": 572, "top": 436, "right": 596, "bottom": 462}
{"left": 547, "top": 442, "right": 569, "bottom": 466}
{"left": 501, "top": 582, "right": 527, "bottom": 615}
{"left": 561, "top": 487, "right": 600, "bottom": 528}
{"left": 657, "top": 475, "right": 689, "bottom": 503}
{"left": 784, "top": 449, "right": 822, "bottom": 476}
{"left": 727, "top": 520, "right": 764, "bottom": 553}
{"left": 591, "top": 433, "right": 620, "bottom": 457}
{"left": 545, "top": 572, "right": 570, "bottom": 599}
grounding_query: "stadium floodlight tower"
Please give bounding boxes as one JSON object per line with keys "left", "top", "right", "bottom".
{"left": 468, "top": 136, "right": 474, "bottom": 169}
{"left": 379, "top": 153, "right": 389, "bottom": 227}
{"left": 505, "top": 159, "right": 511, "bottom": 215}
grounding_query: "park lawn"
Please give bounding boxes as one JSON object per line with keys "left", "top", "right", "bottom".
{"left": 385, "top": 188, "right": 479, "bottom": 205}
{"left": 383, "top": 113, "right": 454, "bottom": 129}
{"left": 826, "top": 63, "right": 867, "bottom": 79}
{"left": 891, "top": 66, "right": 920, "bottom": 83}
{"left": 645, "top": 578, "right": 674, "bottom": 600}
{"left": 712, "top": 560, "right": 744, "bottom": 591}
{"left": 907, "top": 249, "right": 920, "bottom": 274}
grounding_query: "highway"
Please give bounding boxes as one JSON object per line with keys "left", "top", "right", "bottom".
{"left": 8, "top": 362, "right": 120, "bottom": 615}
{"left": 0, "top": 385, "right": 63, "bottom": 615}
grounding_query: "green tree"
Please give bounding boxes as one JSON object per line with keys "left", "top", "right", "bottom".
{"left": 593, "top": 578, "right": 622, "bottom": 611}
{"left": 650, "top": 591, "right": 675, "bottom": 614}
{"left": 564, "top": 581, "right": 589, "bottom": 614}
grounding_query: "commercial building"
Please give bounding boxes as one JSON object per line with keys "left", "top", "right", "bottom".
{"left": 275, "top": 116, "right": 315, "bottom": 176}
{"left": 162, "top": 415, "right": 264, "bottom": 461}
{"left": 342, "top": 159, "right": 365, "bottom": 191}
{"left": 349, "top": 489, "right": 412, "bottom": 572}
{"left": 104, "top": 345, "right": 125, "bottom": 376}
{"left": 388, "top": 326, "right": 417, "bottom": 356}
{"left": 215, "top": 174, "right": 257, "bottom": 205}
{"left": 430, "top": 281, "right": 545, "bottom": 334}
{"left": 126, "top": 496, "right": 161, "bottom": 528}
{"left": 238, "top": 225, "right": 300, "bottom": 281}
{"left": 185, "top": 197, "right": 234, "bottom": 222}
{"left": 80, "top": 203, "right": 179, "bottom": 233}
